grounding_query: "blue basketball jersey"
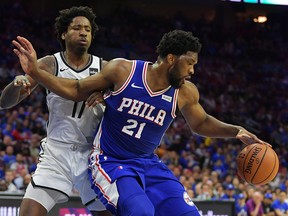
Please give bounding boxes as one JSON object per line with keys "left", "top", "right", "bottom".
{"left": 95, "top": 60, "right": 179, "bottom": 159}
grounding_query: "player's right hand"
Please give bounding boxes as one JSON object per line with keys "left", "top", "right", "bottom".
{"left": 14, "top": 75, "right": 31, "bottom": 95}
{"left": 12, "top": 36, "right": 38, "bottom": 78}
{"left": 236, "top": 128, "right": 272, "bottom": 147}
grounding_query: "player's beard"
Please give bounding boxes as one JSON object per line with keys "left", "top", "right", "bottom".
{"left": 68, "top": 40, "right": 89, "bottom": 56}
{"left": 74, "top": 46, "right": 87, "bottom": 55}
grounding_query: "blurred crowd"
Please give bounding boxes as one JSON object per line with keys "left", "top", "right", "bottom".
{"left": 0, "top": 1, "right": 288, "bottom": 215}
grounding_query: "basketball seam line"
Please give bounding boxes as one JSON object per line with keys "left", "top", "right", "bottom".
{"left": 242, "top": 145, "right": 256, "bottom": 183}
{"left": 255, "top": 148, "right": 278, "bottom": 185}
{"left": 250, "top": 145, "right": 267, "bottom": 184}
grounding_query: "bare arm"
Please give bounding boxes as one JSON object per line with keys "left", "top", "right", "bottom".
{"left": 178, "top": 81, "right": 267, "bottom": 145}
{"left": 0, "top": 55, "right": 55, "bottom": 109}
{"left": 85, "top": 59, "right": 109, "bottom": 108}
{"left": 12, "top": 36, "right": 129, "bottom": 101}
{"left": 0, "top": 76, "right": 34, "bottom": 109}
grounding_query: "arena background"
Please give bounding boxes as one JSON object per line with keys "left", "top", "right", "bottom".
{"left": 0, "top": 0, "right": 288, "bottom": 215}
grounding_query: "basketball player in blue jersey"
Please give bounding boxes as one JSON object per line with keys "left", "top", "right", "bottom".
{"left": 12, "top": 29, "right": 269, "bottom": 216}
{"left": 0, "top": 6, "right": 111, "bottom": 216}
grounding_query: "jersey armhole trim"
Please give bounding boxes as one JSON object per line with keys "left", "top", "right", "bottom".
{"left": 53, "top": 54, "right": 58, "bottom": 77}
{"left": 111, "top": 60, "right": 136, "bottom": 96}
{"left": 171, "top": 88, "right": 179, "bottom": 118}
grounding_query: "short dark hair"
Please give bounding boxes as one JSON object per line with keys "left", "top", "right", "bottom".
{"left": 156, "top": 30, "right": 202, "bottom": 58}
{"left": 55, "top": 6, "right": 99, "bottom": 49}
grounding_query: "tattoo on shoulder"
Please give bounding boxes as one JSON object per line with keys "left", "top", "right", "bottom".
{"left": 38, "top": 56, "right": 56, "bottom": 75}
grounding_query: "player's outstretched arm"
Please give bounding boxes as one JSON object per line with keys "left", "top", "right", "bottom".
{"left": 12, "top": 36, "right": 121, "bottom": 101}
{"left": 1, "top": 40, "right": 42, "bottom": 109}
{"left": 0, "top": 75, "right": 35, "bottom": 109}
{"left": 179, "top": 81, "right": 269, "bottom": 146}
{"left": 0, "top": 56, "right": 55, "bottom": 109}
{"left": 12, "top": 36, "right": 85, "bottom": 101}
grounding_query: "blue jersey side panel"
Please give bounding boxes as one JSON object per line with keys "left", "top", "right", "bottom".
{"left": 100, "top": 60, "right": 178, "bottom": 159}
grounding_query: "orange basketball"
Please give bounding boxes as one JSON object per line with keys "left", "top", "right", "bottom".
{"left": 236, "top": 143, "right": 279, "bottom": 185}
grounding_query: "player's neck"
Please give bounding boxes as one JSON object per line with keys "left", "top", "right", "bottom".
{"left": 147, "top": 64, "right": 170, "bottom": 92}
{"left": 63, "top": 50, "right": 90, "bottom": 70}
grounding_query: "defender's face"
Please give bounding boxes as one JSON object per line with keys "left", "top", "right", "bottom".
{"left": 168, "top": 51, "right": 198, "bottom": 88}
{"left": 62, "top": 16, "right": 92, "bottom": 53}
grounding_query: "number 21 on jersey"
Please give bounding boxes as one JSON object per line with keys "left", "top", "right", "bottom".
{"left": 121, "top": 119, "right": 146, "bottom": 139}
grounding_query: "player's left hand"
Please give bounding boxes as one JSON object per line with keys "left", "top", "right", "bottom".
{"left": 14, "top": 75, "right": 31, "bottom": 95}
{"left": 236, "top": 128, "right": 272, "bottom": 147}
{"left": 85, "top": 91, "right": 105, "bottom": 109}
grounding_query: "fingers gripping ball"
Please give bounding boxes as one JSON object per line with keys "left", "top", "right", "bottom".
{"left": 236, "top": 143, "right": 279, "bottom": 185}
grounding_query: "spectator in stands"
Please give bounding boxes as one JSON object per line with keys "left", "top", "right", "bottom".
{"left": 10, "top": 153, "right": 29, "bottom": 190}
{"left": 279, "top": 179, "right": 288, "bottom": 193}
{"left": 10, "top": 153, "right": 28, "bottom": 174}
{"left": 213, "top": 183, "right": 225, "bottom": 200}
{"left": 271, "top": 191, "right": 288, "bottom": 215}
{"left": 28, "top": 133, "right": 40, "bottom": 160}
{"left": 2, "top": 135, "right": 15, "bottom": 147}
{"left": 187, "top": 188, "right": 195, "bottom": 199}
{"left": 222, "top": 174, "right": 233, "bottom": 189}
{"left": 13, "top": 167, "right": 29, "bottom": 190}
{"left": 2, "top": 123, "right": 13, "bottom": 139}
{"left": 222, "top": 183, "right": 238, "bottom": 200}
{"left": 237, "top": 182, "right": 247, "bottom": 195}
{"left": 211, "top": 147, "right": 225, "bottom": 164}
{"left": 236, "top": 193, "right": 248, "bottom": 216}
{"left": 3, "top": 145, "right": 16, "bottom": 168}
{"left": 196, "top": 183, "right": 213, "bottom": 200}
{"left": 2, "top": 169, "right": 19, "bottom": 193}
{"left": 20, "top": 173, "right": 31, "bottom": 191}
{"left": 262, "top": 193, "right": 275, "bottom": 216}
{"left": 246, "top": 191, "right": 265, "bottom": 216}
{"left": 11, "top": 120, "right": 30, "bottom": 141}
{"left": 171, "top": 165, "right": 182, "bottom": 180}
{"left": 246, "top": 186, "right": 256, "bottom": 199}
{"left": 210, "top": 170, "right": 220, "bottom": 186}
{"left": 212, "top": 159, "right": 227, "bottom": 178}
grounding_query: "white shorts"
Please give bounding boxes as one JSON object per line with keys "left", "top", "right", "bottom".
{"left": 24, "top": 138, "right": 106, "bottom": 212}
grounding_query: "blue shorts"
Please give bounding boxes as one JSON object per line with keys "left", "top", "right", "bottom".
{"left": 89, "top": 152, "right": 200, "bottom": 216}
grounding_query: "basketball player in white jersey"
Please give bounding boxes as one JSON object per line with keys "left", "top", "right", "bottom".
{"left": 0, "top": 6, "right": 111, "bottom": 216}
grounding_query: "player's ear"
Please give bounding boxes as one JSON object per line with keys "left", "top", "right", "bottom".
{"left": 61, "top": 33, "right": 66, "bottom": 40}
{"left": 167, "top": 54, "right": 175, "bottom": 65}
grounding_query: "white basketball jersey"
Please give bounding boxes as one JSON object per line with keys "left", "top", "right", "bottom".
{"left": 46, "top": 52, "right": 104, "bottom": 145}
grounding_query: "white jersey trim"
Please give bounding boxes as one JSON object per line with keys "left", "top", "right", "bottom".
{"left": 111, "top": 60, "right": 136, "bottom": 96}
{"left": 143, "top": 62, "right": 172, "bottom": 97}
{"left": 171, "top": 88, "right": 179, "bottom": 118}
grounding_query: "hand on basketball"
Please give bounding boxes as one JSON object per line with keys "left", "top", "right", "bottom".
{"left": 12, "top": 36, "right": 38, "bottom": 77}
{"left": 14, "top": 75, "right": 31, "bottom": 95}
{"left": 236, "top": 128, "right": 271, "bottom": 147}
